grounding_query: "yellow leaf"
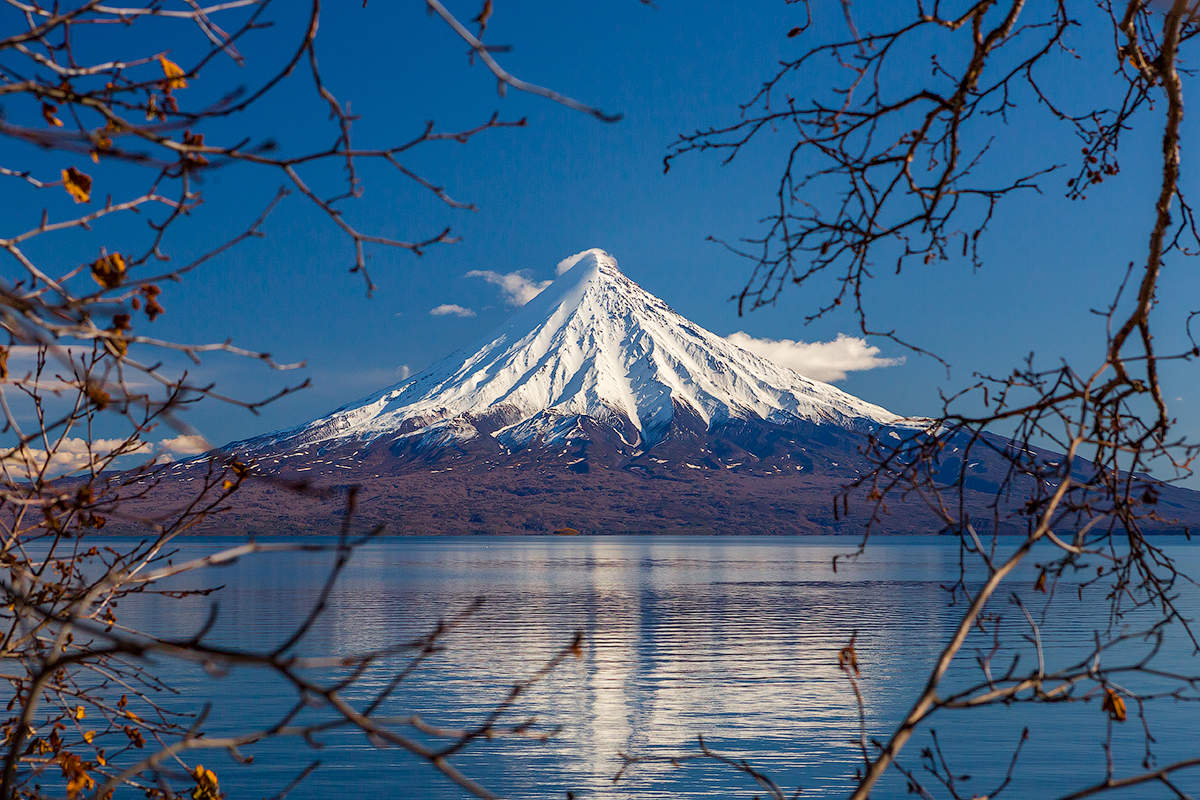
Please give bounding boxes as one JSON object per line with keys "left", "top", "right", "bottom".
{"left": 1034, "top": 569, "right": 1047, "bottom": 593}
{"left": 159, "top": 55, "right": 188, "bottom": 90}
{"left": 192, "top": 764, "right": 220, "bottom": 800}
{"left": 57, "top": 751, "right": 95, "bottom": 800}
{"left": 0, "top": 348, "right": 8, "bottom": 381}
{"left": 65, "top": 771, "right": 94, "bottom": 800}
{"left": 82, "top": 730, "right": 94, "bottom": 744}
{"left": 1102, "top": 687, "right": 1127, "bottom": 722}
{"left": 90, "top": 252, "right": 126, "bottom": 289}
{"left": 74, "top": 705, "right": 85, "bottom": 720}
{"left": 61, "top": 167, "right": 91, "bottom": 203}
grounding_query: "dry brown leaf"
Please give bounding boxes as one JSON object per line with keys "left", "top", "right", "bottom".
{"left": 474, "top": 0, "right": 493, "bottom": 33}
{"left": 182, "top": 130, "right": 208, "bottom": 165}
{"left": 145, "top": 297, "right": 164, "bottom": 321}
{"left": 838, "top": 642, "right": 861, "bottom": 676}
{"left": 41, "top": 103, "right": 63, "bottom": 127}
{"left": 61, "top": 167, "right": 91, "bottom": 203}
{"left": 84, "top": 382, "right": 111, "bottom": 410}
{"left": 90, "top": 253, "right": 126, "bottom": 289}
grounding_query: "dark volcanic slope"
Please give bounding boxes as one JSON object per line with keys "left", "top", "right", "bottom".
{"left": 130, "top": 414, "right": 1200, "bottom": 535}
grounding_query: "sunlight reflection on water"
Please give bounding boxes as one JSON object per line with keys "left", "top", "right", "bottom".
{"left": 114, "top": 535, "right": 1200, "bottom": 799}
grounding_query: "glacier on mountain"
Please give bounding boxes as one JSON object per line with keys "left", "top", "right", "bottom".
{"left": 237, "top": 249, "right": 915, "bottom": 455}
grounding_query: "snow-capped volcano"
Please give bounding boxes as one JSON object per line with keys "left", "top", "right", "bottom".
{"left": 154, "top": 248, "right": 1200, "bottom": 535}
{"left": 239, "top": 249, "right": 910, "bottom": 456}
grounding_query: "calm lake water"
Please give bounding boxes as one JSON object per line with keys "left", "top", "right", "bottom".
{"left": 112, "top": 536, "right": 1200, "bottom": 799}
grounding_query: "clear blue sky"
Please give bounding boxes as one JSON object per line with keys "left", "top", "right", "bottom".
{"left": 8, "top": 2, "right": 1198, "bottom": 481}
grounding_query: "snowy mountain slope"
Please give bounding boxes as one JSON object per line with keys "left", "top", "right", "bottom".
{"left": 233, "top": 249, "right": 917, "bottom": 457}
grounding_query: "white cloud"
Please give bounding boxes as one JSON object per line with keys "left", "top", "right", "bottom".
{"left": 4, "top": 432, "right": 218, "bottom": 478}
{"left": 156, "top": 434, "right": 209, "bottom": 457}
{"left": 5, "top": 436, "right": 150, "bottom": 478}
{"left": 556, "top": 248, "right": 608, "bottom": 275}
{"left": 465, "top": 269, "right": 551, "bottom": 306}
{"left": 727, "top": 332, "right": 904, "bottom": 383}
{"left": 429, "top": 304, "right": 476, "bottom": 318}
{"left": 396, "top": 364, "right": 412, "bottom": 380}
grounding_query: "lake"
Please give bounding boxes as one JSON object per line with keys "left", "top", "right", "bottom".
{"left": 111, "top": 535, "right": 1200, "bottom": 799}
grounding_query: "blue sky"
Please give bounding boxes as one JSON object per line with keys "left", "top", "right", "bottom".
{"left": 7, "top": 2, "right": 1198, "bottom": 480}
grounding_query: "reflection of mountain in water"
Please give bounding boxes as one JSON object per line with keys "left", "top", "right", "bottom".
{"left": 118, "top": 537, "right": 1200, "bottom": 799}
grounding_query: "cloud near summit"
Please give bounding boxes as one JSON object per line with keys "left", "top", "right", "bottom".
{"left": 465, "top": 269, "right": 552, "bottom": 306}
{"left": 430, "top": 303, "right": 476, "bottom": 318}
{"left": 726, "top": 332, "right": 904, "bottom": 383}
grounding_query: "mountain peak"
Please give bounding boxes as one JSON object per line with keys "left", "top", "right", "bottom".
{"left": 554, "top": 248, "right": 621, "bottom": 279}
{"left": 237, "top": 250, "right": 912, "bottom": 456}
{"left": 536, "top": 248, "right": 628, "bottom": 311}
